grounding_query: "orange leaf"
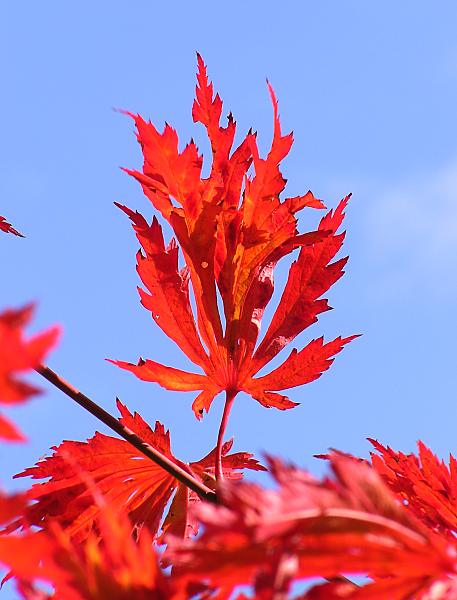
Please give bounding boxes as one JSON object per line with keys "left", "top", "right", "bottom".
{"left": 113, "top": 56, "right": 356, "bottom": 418}
{"left": 370, "top": 439, "right": 457, "bottom": 538}
{"left": 14, "top": 401, "right": 264, "bottom": 543}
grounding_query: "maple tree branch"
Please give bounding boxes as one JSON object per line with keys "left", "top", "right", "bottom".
{"left": 35, "top": 364, "right": 218, "bottom": 504}
{"left": 215, "top": 389, "right": 236, "bottom": 481}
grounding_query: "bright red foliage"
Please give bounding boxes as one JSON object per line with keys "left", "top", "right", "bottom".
{"left": 1, "top": 55, "right": 453, "bottom": 600}
{"left": 370, "top": 438, "right": 457, "bottom": 539}
{"left": 169, "top": 453, "right": 457, "bottom": 599}
{"left": 0, "top": 490, "right": 176, "bottom": 600}
{"left": 14, "top": 400, "right": 264, "bottom": 542}
{"left": 0, "top": 305, "right": 59, "bottom": 441}
{"left": 0, "top": 215, "right": 23, "bottom": 237}
{"left": 8, "top": 448, "right": 457, "bottom": 598}
{"left": 111, "top": 55, "right": 355, "bottom": 419}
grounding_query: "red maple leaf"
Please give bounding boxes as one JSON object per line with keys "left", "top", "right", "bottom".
{"left": 168, "top": 453, "right": 457, "bottom": 599}
{"left": 0, "top": 215, "right": 23, "bottom": 237}
{"left": 0, "top": 305, "right": 59, "bottom": 441}
{"left": 14, "top": 400, "right": 264, "bottom": 543}
{"left": 0, "top": 490, "right": 56, "bottom": 596}
{"left": 0, "top": 489, "right": 179, "bottom": 600}
{"left": 110, "top": 55, "right": 357, "bottom": 475}
{"left": 0, "top": 490, "right": 28, "bottom": 529}
{"left": 369, "top": 438, "right": 457, "bottom": 539}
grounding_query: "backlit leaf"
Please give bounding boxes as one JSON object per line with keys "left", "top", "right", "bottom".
{"left": 112, "top": 56, "right": 355, "bottom": 418}
{"left": 15, "top": 400, "right": 264, "bottom": 542}
{"left": 370, "top": 439, "right": 457, "bottom": 539}
{"left": 168, "top": 453, "right": 457, "bottom": 599}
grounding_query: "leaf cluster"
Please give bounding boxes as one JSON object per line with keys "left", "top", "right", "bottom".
{"left": 1, "top": 56, "right": 454, "bottom": 599}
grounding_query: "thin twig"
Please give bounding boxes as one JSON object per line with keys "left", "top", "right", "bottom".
{"left": 36, "top": 364, "right": 217, "bottom": 504}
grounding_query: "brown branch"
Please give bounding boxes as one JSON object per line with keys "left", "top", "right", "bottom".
{"left": 36, "top": 364, "right": 217, "bottom": 504}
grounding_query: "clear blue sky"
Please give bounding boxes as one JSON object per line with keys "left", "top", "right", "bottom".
{"left": 1, "top": 3, "right": 457, "bottom": 592}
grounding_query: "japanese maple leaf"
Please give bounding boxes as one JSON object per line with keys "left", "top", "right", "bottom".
{"left": 110, "top": 55, "right": 356, "bottom": 475}
{"left": 0, "top": 490, "right": 28, "bottom": 529}
{"left": 369, "top": 438, "right": 457, "bottom": 540}
{"left": 0, "top": 215, "right": 23, "bottom": 237}
{"left": 0, "top": 305, "right": 59, "bottom": 441}
{"left": 14, "top": 399, "right": 264, "bottom": 543}
{"left": 0, "top": 490, "right": 179, "bottom": 600}
{"left": 0, "top": 492, "right": 55, "bottom": 592}
{"left": 168, "top": 453, "right": 457, "bottom": 599}
{"left": 0, "top": 491, "right": 56, "bottom": 596}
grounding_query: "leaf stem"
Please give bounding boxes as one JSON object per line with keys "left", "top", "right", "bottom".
{"left": 35, "top": 364, "right": 217, "bottom": 504}
{"left": 215, "top": 390, "right": 236, "bottom": 481}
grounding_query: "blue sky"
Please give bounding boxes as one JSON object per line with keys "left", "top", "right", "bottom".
{"left": 1, "top": 2, "right": 457, "bottom": 593}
